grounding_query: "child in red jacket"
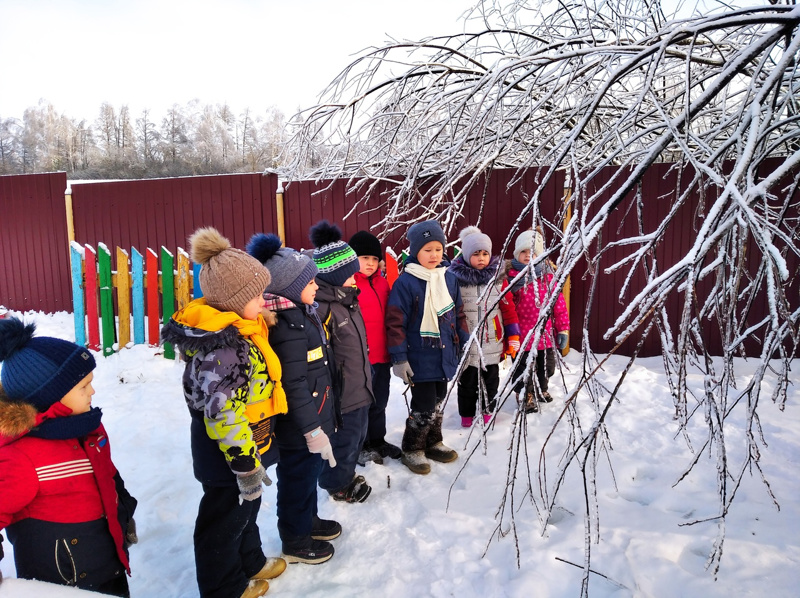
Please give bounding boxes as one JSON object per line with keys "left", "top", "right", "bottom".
{"left": 349, "top": 230, "right": 402, "bottom": 464}
{"left": 0, "top": 318, "right": 137, "bottom": 596}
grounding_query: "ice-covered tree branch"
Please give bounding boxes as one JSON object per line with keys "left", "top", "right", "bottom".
{"left": 281, "top": 1, "right": 799, "bottom": 593}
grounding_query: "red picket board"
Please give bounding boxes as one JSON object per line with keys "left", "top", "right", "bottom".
{"left": 385, "top": 249, "right": 399, "bottom": 288}
{"left": 84, "top": 245, "right": 100, "bottom": 351}
{"left": 146, "top": 248, "right": 160, "bottom": 346}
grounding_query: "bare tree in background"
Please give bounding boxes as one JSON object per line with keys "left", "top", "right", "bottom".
{"left": 281, "top": 1, "right": 800, "bottom": 593}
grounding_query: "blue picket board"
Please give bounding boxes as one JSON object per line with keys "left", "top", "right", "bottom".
{"left": 131, "top": 247, "right": 145, "bottom": 344}
{"left": 193, "top": 263, "right": 203, "bottom": 299}
{"left": 70, "top": 242, "right": 87, "bottom": 347}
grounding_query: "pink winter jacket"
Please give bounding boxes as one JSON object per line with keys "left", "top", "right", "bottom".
{"left": 506, "top": 266, "right": 569, "bottom": 351}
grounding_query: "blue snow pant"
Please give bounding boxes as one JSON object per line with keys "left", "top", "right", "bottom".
{"left": 276, "top": 449, "right": 323, "bottom": 549}
{"left": 318, "top": 404, "right": 369, "bottom": 493}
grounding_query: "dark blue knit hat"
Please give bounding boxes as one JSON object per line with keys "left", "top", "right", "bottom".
{"left": 407, "top": 220, "right": 447, "bottom": 259}
{"left": 0, "top": 318, "right": 96, "bottom": 411}
{"left": 247, "top": 233, "right": 319, "bottom": 304}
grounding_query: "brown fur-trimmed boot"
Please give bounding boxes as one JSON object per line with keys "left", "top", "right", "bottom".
{"left": 401, "top": 411, "right": 433, "bottom": 474}
{"left": 425, "top": 411, "right": 458, "bottom": 463}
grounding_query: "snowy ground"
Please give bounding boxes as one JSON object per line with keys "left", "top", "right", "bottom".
{"left": 1, "top": 310, "right": 798, "bottom": 598}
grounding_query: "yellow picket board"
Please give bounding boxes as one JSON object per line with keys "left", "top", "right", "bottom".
{"left": 176, "top": 248, "right": 192, "bottom": 310}
{"left": 116, "top": 247, "right": 131, "bottom": 348}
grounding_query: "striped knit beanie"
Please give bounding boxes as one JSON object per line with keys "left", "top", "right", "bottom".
{"left": 309, "top": 221, "right": 360, "bottom": 287}
{"left": 0, "top": 318, "right": 96, "bottom": 411}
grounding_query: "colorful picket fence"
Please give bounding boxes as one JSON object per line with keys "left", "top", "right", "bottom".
{"left": 70, "top": 242, "right": 202, "bottom": 359}
{"left": 69, "top": 243, "right": 405, "bottom": 359}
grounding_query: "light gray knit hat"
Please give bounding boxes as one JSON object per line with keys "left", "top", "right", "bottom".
{"left": 459, "top": 226, "right": 492, "bottom": 259}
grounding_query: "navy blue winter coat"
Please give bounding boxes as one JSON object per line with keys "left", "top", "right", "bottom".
{"left": 386, "top": 260, "right": 470, "bottom": 382}
{"left": 269, "top": 303, "right": 337, "bottom": 451}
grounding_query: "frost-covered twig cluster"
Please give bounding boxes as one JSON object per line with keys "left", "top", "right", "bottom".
{"left": 281, "top": 1, "right": 800, "bottom": 593}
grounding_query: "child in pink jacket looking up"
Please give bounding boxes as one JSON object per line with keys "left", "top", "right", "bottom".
{"left": 505, "top": 229, "right": 570, "bottom": 413}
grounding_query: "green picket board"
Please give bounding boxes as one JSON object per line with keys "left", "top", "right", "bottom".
{"left": 98, "top": 243, "right": 115, "bottom": 356}
{"left": 161, "top": 247, "right": 175, "bottom": 360}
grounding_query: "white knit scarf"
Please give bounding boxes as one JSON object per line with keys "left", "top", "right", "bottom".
{"left": 404, "top": 263, "right": 454, "bottom": 342}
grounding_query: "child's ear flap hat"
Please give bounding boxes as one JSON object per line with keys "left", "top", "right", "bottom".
{"left": 0, "top": 317, "right": 96, "bottom": 411}
{"left": 190, "top": 227, "right": 271, "bottom": 317}
{"left": 309, "top": 220, "right": 360, "bottom": 286}
{"left": 407, "top": 220, "right": 447, "bottom": 258}
{"left": 247, "top": 233, "right": 319, "bottom": 304}
{"left": 459, "top": 226, "right": 492, "bottom": 259}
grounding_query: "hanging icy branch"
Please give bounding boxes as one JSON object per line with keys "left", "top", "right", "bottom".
{"left": 281, "top": 0, "right": 800, "bottom": 593}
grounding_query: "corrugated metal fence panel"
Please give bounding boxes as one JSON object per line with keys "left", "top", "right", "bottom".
{"left": 0, "top": 172, "right": 71, "bottom": 313}
{"left": 70, "top": 173, "right": 278, "bottom": 257}
{"left": 568, "top": 159, "right": 800, "bottom": 357}
{"left": 281, "top": 167, "right": 566, "bottom": 256}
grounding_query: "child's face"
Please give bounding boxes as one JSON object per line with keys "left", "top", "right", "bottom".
{"left": 300, "top": 279, "right": 319, "bottom": 305}
{"left": 517, "top": 249, "right": 531, "bottom": 265}
{"left": 342, "top": 275, "right": 356, "bottom": 287}
{"left": 417, "top": 241, "right": 444, "bottom": 270}
{"left": 359, "top": 255, "right": 380, "bottom": 277}
{"left": 60, "top": 372, "right": 95, "bottom": 415}
{"left": 242, "top": 293, "right": 266, "bottom": 320}
{"left": 469, "top": 250, "right": 490, "bottom": 270}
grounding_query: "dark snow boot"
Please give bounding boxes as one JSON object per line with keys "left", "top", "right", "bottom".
{"left": 357, "top": 441, "right": 384, "bottom": 466}
{"left": 374, "top": 439, "right": 402, "bottom": 460}
{"left": 311, "top": 515, "right": 342, "bottom": 541}
{"left": 424, "top": 411, "right": 457, "bottom": 463}
{"left": 330, "top": 474, "right": 372, "bottom": 503}
{"left": 401, "top": 411, "right": 433, "bottom": 475}
{"left": 281, "top": 537, "right": 335, "bottom": 565}
{"left": 524, "top": 389, "right": 539, "bottom": 413}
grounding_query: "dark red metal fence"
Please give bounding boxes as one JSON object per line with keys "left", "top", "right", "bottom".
{"left": 0, "top": 172, "right": 72, "bottom": 313}
{"left": 70, "top": 173, "right": 279, "bottom": 258}
{"left": 1, "top": 163, "right": 796, "bottom": 357}
{"left": 280, "top": 167, "right": 565, "bottom": 256}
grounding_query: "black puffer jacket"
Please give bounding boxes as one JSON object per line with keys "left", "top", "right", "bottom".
{"left": 269, "top": 303, "right": 337, "bottom": 451}
{"left": 315, "top": 281, "right": 374, "bottom": 415}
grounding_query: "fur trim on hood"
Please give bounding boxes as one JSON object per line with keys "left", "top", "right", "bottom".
{"left": 449, "top": 255, "right": 501, "bottom": 287}
{"left": 0, "top": 397, "right": 38, "bottom": 439}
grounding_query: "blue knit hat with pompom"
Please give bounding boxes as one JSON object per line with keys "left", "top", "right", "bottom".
{"left": 247, "top": 233, "right": 319, "bottom": 304}
{"left": 0, "top": 317, "right": 95, "bottom": 411}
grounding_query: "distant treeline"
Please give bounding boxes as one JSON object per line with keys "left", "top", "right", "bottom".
{"left": 0, "top": 100, "right": 289, "bottom": 178}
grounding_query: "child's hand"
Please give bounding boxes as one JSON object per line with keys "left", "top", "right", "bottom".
{"left": 392, "top": 361, "right": 414, "bottom": 385}
{"left": 506, "top": 335, "right": 520, "bottom": 358}
{"left": 236, "top": 465, "right": 269, "bottom": 502}
{"left": 556, "top": 332, "right": 569, "bottom": 351}
{"left": 305, "top": 428, "right": 337, "bottom": 468}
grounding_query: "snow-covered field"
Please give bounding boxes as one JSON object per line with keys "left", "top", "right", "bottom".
{"left": 1, "top": 310, "right": 798, "bottom": 598}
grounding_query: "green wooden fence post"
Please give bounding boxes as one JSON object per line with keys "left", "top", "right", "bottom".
{"left": 161, "top": 247, "right": 175, "bottom": 360}
{"left": 98, "top": 243, "right": 115, "bottom": 356}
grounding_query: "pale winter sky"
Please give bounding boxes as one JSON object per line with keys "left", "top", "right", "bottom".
{"left": 0, "top": 0, "right": 475, "bottom": 122}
